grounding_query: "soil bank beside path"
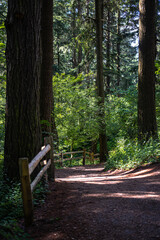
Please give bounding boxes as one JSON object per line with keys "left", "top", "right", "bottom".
{"left": 28, "top": 163, "right": 160, "bottom": 240}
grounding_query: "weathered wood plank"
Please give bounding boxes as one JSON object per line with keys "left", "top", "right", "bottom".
{"left": 94, "top": 153, "right": 100, "bottom": 157}
{"left": 44, "top": 136, "right": 55, "bottom": 181}
{"left": 63, "top": 151, "right": 83, "bottom": 155}
{"left": 31, "top": 159, "right": 51, "bottom": 192}
{"left": 29, "top": 144, "right": 51, "bottom": 175}
{"left": 54, "top": 151, "right": 83, "bottom": 156}
{"left": 19, "top": 158, "right": 33, "bottom": 227}
{"left": 83, "top": 149, "right": 86, "bottom": 165}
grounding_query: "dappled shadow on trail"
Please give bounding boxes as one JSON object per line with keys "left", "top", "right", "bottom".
{"left": 28, "top": 163, "right": 160, "bottom": 240}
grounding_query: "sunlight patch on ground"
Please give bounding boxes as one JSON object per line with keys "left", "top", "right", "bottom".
{"left": 82, "top": 192, "right": 160, "bottom": 200}
{"left": 44, "top": 232, "right": 65, "bottom": 240}
{"left": 84, "top": 167, "right": 104, "bottom": 171}
{"left": 56, "top": 165, "right": 160, "bottom": 184}
{"left": 57, "top": 176, "right": 112, "bottom": 182}
{"left": 127, "top": 172, "right": 160, "bottom": 179}
{"left": 145, "top": 182, "right": 160, "bottom": 185}
{"left": 111, "top": 192, "right": 160, "bottom": 200}
{"left": 85, "top": 180, "right": 122, "bottom": 185}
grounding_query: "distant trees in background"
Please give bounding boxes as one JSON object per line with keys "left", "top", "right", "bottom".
{"left": 53, "top": 0, "right": 139, "bottom": 88}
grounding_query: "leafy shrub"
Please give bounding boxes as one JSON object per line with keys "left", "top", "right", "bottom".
{"left": 33, "top": 181, "right": 50, "bottom": 206}
{"left": 106, "top": 86, "right": 138, "bottom": 150}
{"left": 0, "top": 219, "right": 32, "bottom": 240}
{"left": 0, "top": 176, "right": 26, "bottom": 240}
{"left": 53, "top": 73, "right": 99, "bottom": 151}
{"left": 105, "top": 138, "right": 160, "bottom": 170}
{"left": 0, "top": 163, "right": 49, "bottom": 239}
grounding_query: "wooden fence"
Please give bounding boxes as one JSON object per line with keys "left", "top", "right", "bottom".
{"left": 19, "top": 139, "right": 100, "bottom": 226}
{"left": 54, "top": 149, "right": 100, "bottom": 166}
{"left": 19, "top": 136, "right": 54, "bottom": 227}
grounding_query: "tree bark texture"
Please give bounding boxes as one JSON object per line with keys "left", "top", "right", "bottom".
{"left": 95, "top": 0, "right": 108, "bottom": 162}
{"left": 72, "top": 2, "right": 77, "bottom": 71}
{"left": 138, "top": 0, "right": 157, "bottom": 141}
{"left": 117, "top": 3, "right": 121, "bottom": 87}
{"left": 4, "top": 0, "right": 42, "bottom": 180}
{"left": 86, "top": 0, "right": 90, "bottom": 76}
{"left": 78, "top": 0, "right": 82, "bottom": 74}
{"left": 106, "top": 2, "right": 111, "bottom": 92}
{"left": 40, "top": 0, "right": 53, "bottom": 136}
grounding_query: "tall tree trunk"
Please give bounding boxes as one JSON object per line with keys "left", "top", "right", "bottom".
{"left": 57, "top": 39, "right": 60, "bottom": 71}
{"left": 86, "top": 0, "right": 90, "bottom": 76}
{"left": 87, "top": 0, "right": 90, "bottom": 16}
{"left": 4, "top": 0, "right": 42, "bottom": 180}
{"left": 40, "top": 0, "right": 53, "bottom": 136}
{"left": 72, "top": 1, "right": 77, "bottom": 72}
{"left": 106, "top": 2, "right": 111, "bottom": 92}
{"left": 40, "top": 0, "right": 58, "bottom": 149}
{"left": 138, "top": 0, "right": 158, "bottom": 141}
{"left": 78, "top": 0, "right": 82, "bottom": 74}
{"left": 95, "top": 0, "right": 108, "bottom": 162}
{"left": 117, "top": 5, "right": 121, "bottom": 87}
{"left": 155, "top": 0, "right": 160, "bottom": 60}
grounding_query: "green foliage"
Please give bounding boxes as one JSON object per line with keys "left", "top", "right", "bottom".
{"left": 0, "top": 182, "right": 23, "bottom": 220}
{"left": 33, "top": 181, "right": 50, "bottom": 206}
{"left": 0, "top": 176, "right": 26, "bottom": 240}
{"left": 0, "top": 163, "right": 49, "bottom": 239}
{"left": 55, "top": 158, "right": 100, "bottom": 168}
{"left": 106, "top": 86, "right": 138, "bottom": 150}
{"left": 53, "top": 0, "right": 95, "bottom": 75}
{"left": 0, "top": 219, "right": 32, "bottom": 240}
{"left": 106, "top": 138, "right": 160, "bottom": 170}
{"left": 155, "top": 60, "right": 160, "bottom": 83}
{"left": 0, "top": 84, "right": 5, "bottom": 159}
{"left": 53, "top": 73, "right": 99, "bottom": 150}
{"left": 156, "top": 85, "right": 160, "bottom": 132}
{"left": 105, "top": 85, "right": 160, "bottom": 170}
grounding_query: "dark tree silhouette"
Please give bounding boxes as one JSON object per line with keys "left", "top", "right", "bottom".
{"left": 138, "top": 0, "right": 158, "bottom": 141}
{"left": 4, "top": 0, "right": 42, "bottom": 180}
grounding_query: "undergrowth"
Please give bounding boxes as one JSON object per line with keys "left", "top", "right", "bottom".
{"left": 0, "top": 163, "right": 49, "bottom": 240}
{"left": 105, "top": 138, "right": 160, "bottom": 170}
{"left": 55, "top": 158, "right": 100, "bottom": 168}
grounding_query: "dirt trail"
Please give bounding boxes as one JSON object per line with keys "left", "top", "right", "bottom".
{"left": 28, "top": 163, "right": 160, "bottom": 240}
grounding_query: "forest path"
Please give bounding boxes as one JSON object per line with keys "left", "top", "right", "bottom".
{"left": 28, "top": 163, "right": 160, "bottom": 240}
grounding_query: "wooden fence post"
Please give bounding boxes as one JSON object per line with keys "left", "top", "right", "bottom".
{"left": 70, "top": 153, "right": 73, "bottom": 165}
{"left": 83, "top": 149, "right": 86, "bottom": 166}
{"left": 60, "top": 152, "right": 63, "bottom": 167}
{"left": 44, "top": 136, "right": 55, "bottom": 181}
{"left": 19, "top": 158, "right": 33, "bottom": 227}
{"left": 91, "top": 152, "right": 94, "bottom": 164}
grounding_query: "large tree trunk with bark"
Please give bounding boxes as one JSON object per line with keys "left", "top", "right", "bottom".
{"left": 4, "top": 0, "right": 42, "bottom": 180}
{"left": 72, "top": 1, "right": 77, "bottom": 72}
{"left": 106, "top": 1, "right": 111, "bottom": 92}
{"left": 116, "top": 5, "right": 121, "bottom": 87}
{"left": 138, "top": 0, "right": 158, "bottom": 141}
{"left": 95, "top": 0, "right": 108, "bottom": 162}
{"left": 77, "top": 0, "right": 82, "bottom": 74}
{"left": 40, "top": 0, "right": 58, "bottom": 149}
{"left": 40, "top": 0, "right": 53, "bottom": 136}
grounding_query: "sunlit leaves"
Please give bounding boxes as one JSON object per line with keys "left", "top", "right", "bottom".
{"left": 53, "top": 73, "right": 99, "bottom": 150}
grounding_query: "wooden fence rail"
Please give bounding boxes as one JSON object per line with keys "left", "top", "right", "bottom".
{"left": 54, "top": 149, "right": 100, "bottom": 166}
{"left": 19, "top": 136, "right": 54, "bottom": 227}
{"left": 19, "top": 141, "right": 100, "bottom": 226}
